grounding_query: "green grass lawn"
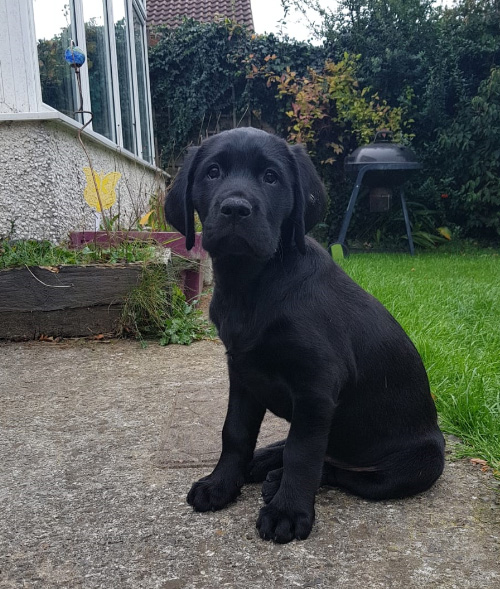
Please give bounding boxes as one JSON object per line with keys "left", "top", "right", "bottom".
{"left": 339, "top": 248, "right": 500, "bottom": 473}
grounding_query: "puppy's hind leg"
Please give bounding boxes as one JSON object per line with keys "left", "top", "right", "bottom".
{"left": 262, "top": 468, "right": 283, "bottom": 504}
{"left": 321, "top": 438, "right": 445, "bottom": 500}
{"left": 246, "top": 439, "right": 286, "bottom": 483}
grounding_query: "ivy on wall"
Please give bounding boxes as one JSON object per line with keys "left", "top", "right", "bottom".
{"left": 148, "top": 19, "right": 326, "bottom": 166}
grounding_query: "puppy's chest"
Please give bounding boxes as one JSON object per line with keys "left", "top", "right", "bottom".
{"left": 211, "top": 297, "right": 261, "bottom": 352}
{"left": 227, "top": 349, "right": 293, "bottom": 420}
{"left": 218, "top": 318, "right": 265, "bottom": 365}
{"left": 214, "top": 311, "right": 294, "bottom": 420}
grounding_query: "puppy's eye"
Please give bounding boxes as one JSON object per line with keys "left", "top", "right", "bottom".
{"left": 207, "top": 165, "right": 220, "bottom": 179}
{"left": 264, "top": 170, "right": 278, "bottom": 184}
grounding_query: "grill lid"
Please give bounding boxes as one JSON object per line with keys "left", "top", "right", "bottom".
{"left": 344, "top": 130, "right": 420, "bottom": 173}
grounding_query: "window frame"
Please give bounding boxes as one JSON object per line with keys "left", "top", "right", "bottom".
{"left": 78, "top": 0, "right": 117, "bottom": 141}
{"left": 131, "top": 2, "right": 154, "bottom": 162}
{"left": 108, "top": 0, "right": 137, "bottom": 154}
{"left": 34, "top": 0, "right": 154, "bottom": 164}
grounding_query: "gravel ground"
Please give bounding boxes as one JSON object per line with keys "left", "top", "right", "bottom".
{"left": 0, "top": 339, "right": 499, "bottom": 588}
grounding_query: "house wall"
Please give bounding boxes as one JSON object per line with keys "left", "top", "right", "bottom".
{"left": 0, "top": 117, "right": 167, "bottom": 243}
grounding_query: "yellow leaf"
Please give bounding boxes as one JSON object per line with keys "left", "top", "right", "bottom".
{"left": 83, "top": 168, "right": 121, "bottom": 212}
{"left": 139, "top": 210, "right": 154, "bottom": 226}
{"left": 437, "top": 226, "right": 452, "bottom": 240}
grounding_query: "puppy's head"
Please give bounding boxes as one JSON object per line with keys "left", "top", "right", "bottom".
{"left": 165, "top": 128, "right": 326, "bottom": 259}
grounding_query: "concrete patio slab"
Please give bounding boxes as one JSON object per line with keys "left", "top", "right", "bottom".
{"left": 0, "top": 339, "right": 498, "bottom": 588}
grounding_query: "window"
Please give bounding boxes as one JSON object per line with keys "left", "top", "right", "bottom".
{"left": 32, "top": 0, "right": 154, "bottom": 163}
{"left": 113, "top": 0, "right": 136, "bottom": 153}
{"left": 83, "top": 0, "right": 115, "bottom": 140}
{"left": 133, "top": 7, "right": 152, "bottom": 162}
{"left": 34, "top": 0, "right": 77, "bottom": 120}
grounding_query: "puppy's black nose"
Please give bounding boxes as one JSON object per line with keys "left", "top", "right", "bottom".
{"left": 220, "top": 197, "right": 252, "bottom": 218}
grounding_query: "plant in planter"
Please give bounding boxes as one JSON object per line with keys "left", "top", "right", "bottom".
{"left": 69, "top": 228, "right": 207, "bottom": 305}
{"left": 0, "top": 239, "right": 213, "bottom": 343}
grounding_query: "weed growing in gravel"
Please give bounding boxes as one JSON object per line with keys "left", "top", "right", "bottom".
{"left": 121, "top": 263, "right": 215, "bottom": 346}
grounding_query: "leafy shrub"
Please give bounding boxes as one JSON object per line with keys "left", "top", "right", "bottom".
{"left": 248, "top": 53, "right": 410, "bottom": 156}
{"left": 438, "top": 68, "right": 500, "bottom": 238}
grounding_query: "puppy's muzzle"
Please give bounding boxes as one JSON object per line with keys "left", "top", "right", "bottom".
{"left": 220, "top": 197, "right": 253, "bottom": 220}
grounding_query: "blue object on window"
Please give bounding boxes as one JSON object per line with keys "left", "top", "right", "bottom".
{"left": 64, "top": 46, "right": 86, "bottom": 67}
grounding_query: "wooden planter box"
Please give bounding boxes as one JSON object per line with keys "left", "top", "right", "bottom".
{"left": 69, "top": 231, "right": 207, "bottom": 302}
{"left": 0, "top": 264, "right": 144, "bottom": 340}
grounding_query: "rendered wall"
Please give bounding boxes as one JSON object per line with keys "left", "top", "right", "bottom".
{"left": 0, "top": 119, "right": 166, "bottom": 243}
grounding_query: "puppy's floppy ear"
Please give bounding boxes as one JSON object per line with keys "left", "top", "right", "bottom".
{"left": 164, "top": 147, "right": 200, "bottom": 250}
{"left": 290, "top": 144, "right": 327, "bottom": 234}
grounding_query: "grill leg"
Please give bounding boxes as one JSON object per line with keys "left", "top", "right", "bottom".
{"left": 337, "top": 169, "right": 366, "bottom": 246}
{"left": 400, "top": 189, "right": 415, "bottom": 256}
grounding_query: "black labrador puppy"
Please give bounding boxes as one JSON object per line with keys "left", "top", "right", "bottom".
{"left": 165, "top": 127, "right": 445, "bottom": 544}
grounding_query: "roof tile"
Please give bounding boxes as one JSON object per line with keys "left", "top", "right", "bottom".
{"left": 146, "top": 0, "right": 254, "bottom": 29}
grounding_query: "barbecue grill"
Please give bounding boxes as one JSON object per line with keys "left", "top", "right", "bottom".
{"left": 331, "top": 130, "right": 421, "bottom": 257}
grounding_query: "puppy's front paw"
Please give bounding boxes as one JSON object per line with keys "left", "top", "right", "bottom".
{"left": 187, "top": 474, "right": 241, "bottom": 512}
{"left": 256, "top": 501, "right": 315, "bottom": 544}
